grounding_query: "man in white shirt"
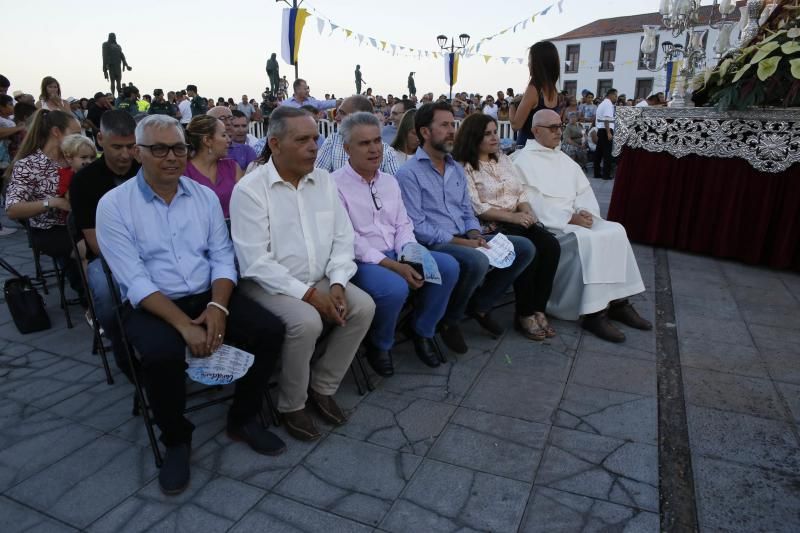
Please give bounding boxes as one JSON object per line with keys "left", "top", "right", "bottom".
{"left": 593, "top": 88, "right": 617, "bottom": 180}
{"left": 481, "top": 95, "right": 499, "bottom": 119}
{"left": 230, "top": 106, "right": 375, "bottom": 442}
{"left": 635, "top": 94, "right": 661, "bottom": 108}
{"left": 177, "top": 91, "right": 191, "bottom": 127}
{"left": 513, "top": 110, "right": 650, "bottom": 343}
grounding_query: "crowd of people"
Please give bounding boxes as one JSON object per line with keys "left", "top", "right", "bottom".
{"left": 0, "top": 39, "right": 657, "bottom": 495}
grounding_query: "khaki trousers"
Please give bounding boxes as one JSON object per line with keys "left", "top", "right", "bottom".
{"left": 240, "top": 278, "right": 375, "bottom": 412}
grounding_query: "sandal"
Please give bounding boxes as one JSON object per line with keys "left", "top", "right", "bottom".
{"left": 515, "top": 315, "right": 547, "bottom": 341}
{"left": 534, "top": 312, "right": 556, "bottom": 338}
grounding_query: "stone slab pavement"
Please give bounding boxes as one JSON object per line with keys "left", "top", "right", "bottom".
{"left": 0, "top": 178, "right": 798, "bottom": 532}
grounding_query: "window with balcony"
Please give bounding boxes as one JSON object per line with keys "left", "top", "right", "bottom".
{"left": 635, "top": 78, "right": 654, "bottom": 100}
{"left": 565, "top": 44, "right": 580, "bottom": 73}
{"left": 597, "top": 79, "right": 614, "bottom": 99}
{"left": 599, "top": 40, "right": 617, "bottom": 72}
{"left": 563, "top": 81, "right": 577, "bottom": 97}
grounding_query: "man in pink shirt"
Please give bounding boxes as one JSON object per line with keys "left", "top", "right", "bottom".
{"left": 332, "top": 112, "right": 459, "bottom": 375}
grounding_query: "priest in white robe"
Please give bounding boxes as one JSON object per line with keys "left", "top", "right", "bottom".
{"left": 511, "top": 109, "right": 651, "bottom": 343}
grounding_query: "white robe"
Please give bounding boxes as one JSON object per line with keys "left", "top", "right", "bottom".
{"left": 512, "top": 140, "right": 645, "bottom": 319}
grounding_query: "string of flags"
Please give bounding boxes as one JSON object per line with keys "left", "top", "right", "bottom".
{"left": 288, "top": 0, "right": 567, "bottom": 66}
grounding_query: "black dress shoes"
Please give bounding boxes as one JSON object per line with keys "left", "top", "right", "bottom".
{"left": 582, "top": 310, "right": 626, "bottom": 343}
{"left": 608, "top": 299, "right": 653, "bottom": 330}
{"left": 227, "top": 417, "right": 287, "bottom": 456}
{"left": 412, "top": 334, "right": 441, "bottom": 368}
{"left": 159, "top": 443, "right": 191, "bottom": 495}
{"left": 439, "top": 323, "right": 468, "bottom": 354}
{"left": 366, "top": 345, "right": 394, "bottom": 377}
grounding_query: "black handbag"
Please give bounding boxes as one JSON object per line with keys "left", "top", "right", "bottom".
{"left": 1, "top": 257, "right": 51, "bottom": 334}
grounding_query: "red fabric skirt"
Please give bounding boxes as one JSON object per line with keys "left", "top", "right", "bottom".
{"left": 607, "top": 148, "right": 800, "bottom": 270}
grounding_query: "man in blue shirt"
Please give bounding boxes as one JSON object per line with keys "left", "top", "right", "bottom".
{"left": 280, "top": 78, "right": 338, "bottom": 111}
{"left": 396, "top": 102, "right": 535, "bottom": 354}
{"left": 96, "top": 115, "right": 286, "bottom": 495}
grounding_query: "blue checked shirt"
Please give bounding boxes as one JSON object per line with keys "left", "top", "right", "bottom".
{"left": 315, "top": 131, "right": 400, "bottom": 175}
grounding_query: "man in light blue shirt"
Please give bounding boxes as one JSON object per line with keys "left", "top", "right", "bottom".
{"left": 280, "top": 78, "right": 338, "bottom": 111}
{"left": 96, "top": 115, "right": 286, "bottom": 495}
{"left": 397, "top": 102, "right": 534, "bottom": 354}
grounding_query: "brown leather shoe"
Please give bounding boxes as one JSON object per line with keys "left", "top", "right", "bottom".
{"left": 282, "top": 408, "right": 321, "bottom": 441}
{"left": 308, "top": 389, "right": 348, "bottom": 426}
{"left": 582, "top": 310, "right": 626, "bottom": 343}
{"left": 608, "top": 300, "right": 653, "bottom": 330}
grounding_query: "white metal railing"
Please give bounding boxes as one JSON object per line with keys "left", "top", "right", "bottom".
{"left": 249, "top": 119, "right": 516, "bottom": 141}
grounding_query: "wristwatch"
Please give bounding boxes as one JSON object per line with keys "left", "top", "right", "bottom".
{"left": 43, "top": 199, "right": 50, "bottom": 209}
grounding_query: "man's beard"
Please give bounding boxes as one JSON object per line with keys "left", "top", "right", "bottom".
{"left": 430, "top": 138, "right": 454, "bottom": 153}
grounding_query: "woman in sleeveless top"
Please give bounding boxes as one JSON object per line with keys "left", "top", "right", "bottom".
{"left": 36, "top": 76, "right": 70, "bottom": 113}
{"left": 510, "top": 41, "right": 562, "bottom": 147}
{"left": 185, "top": 115, "right": 243, "bottom": 219}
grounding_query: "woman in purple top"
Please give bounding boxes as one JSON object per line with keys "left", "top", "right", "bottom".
{"left": 185, "top": 115, "right": 243, "bottom": 218}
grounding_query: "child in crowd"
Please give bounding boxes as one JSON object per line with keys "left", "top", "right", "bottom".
{"left": 58, "top": 134, "right": 96, "bottom": 199}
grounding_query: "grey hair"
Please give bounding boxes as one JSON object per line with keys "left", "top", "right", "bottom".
{"left": 135, "top": 114, "right": 184, "bottom": 144}
{"left": 266, "top": 105, "right": 313, "bottom": 140}
{"left": 339, "top": 111, "right": 381, "bottom": 144}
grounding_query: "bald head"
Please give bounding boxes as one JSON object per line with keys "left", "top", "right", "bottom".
{"left": 336, "top": 95, "right": 373, "bottom": 123}
{"left": 207, "top": 106, "right": 233, "bottom": 119}
{"left": 531, "top": 109, "right": 563, "bottom": 149}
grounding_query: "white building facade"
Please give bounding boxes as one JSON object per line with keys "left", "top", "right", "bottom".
{"left": 549, "top": 6, "right": 735, "bottom": 101}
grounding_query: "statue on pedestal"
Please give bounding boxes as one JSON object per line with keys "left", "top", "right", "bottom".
{"left": 102, "top": 33, "right": 132, "bottom": 96}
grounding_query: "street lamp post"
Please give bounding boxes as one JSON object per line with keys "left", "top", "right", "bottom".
{"left": 437, "top": 33, "right": 470, "bottom": 100}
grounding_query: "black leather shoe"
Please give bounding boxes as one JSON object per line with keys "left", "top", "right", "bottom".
{"left": 469, "top": 311, "right": 505, "bottom": 338}
{"left": 582, "top": 310, "right": 626, "bottom": 343}
{"left": 608, "top": 300, "right": 653, "bottom": 330}
{"left": 439, "top": 323, "right": 468, "bottom": 354}
{"left": 366, "top": 346, "right": 394, "bottom": 377}
{"left": 159, "top": 443, "right": 190, "bottom": 495}
{"left": 412, "top": 334, "right": 440, "bottom": 368}
{"left": 227, "top": 417, "right": 286, "bottom": 456}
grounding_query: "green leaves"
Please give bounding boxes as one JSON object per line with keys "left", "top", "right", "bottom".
{"left": 757, "top": 56, "right": 781, "bottom": 81}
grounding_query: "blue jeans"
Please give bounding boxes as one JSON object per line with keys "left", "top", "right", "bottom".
{"left": 351, "top": 251, "right": 459, "bottom": 350}
{"left": 86, "top": 258, "right": 130, "bottom": 378}
{"left": 431, "top": 235, "right": 535, "bottom": 324}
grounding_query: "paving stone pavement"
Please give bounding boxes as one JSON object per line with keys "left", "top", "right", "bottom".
{"left": 0, "top": 179, "right": 798, "bottom": 532}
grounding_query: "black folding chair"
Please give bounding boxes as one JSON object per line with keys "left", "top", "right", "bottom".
{"left": 99, "top": 256, "right": 278, "bottom": 467}
{"left": 20, "top": 220, "right": 75, "bottom": 328}
{"left": 66, "top": 215, "right": 113, "bottom": 385}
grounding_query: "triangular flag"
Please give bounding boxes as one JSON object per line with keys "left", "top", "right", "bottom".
{"left": 483, "top": 55, "right": 492, "bottom": 63}
{"left": 345, "top": 29, "right": 352, "bottom": 38}
{"left": 357, "top": 34, "right": 364, "bottom": 44}
{"left": 523, "top": 19, "right": 529, "bottom": 29}
{"left": 500, "top": 29, "right": 508, "bottom": 34}
{"left": 399, "top": 46, "right": 405, "bottom": 51}
{"left": 513, "top": 23, "right": 520, "bottom": 33}
{"left": 517, "top": 58, "right": 524, "bottom": 64}
{"left": 565, "top": 60, "right": 572, "bottom": 67}
{"left": 476, "top": 42, "right": 482, "bottom": 53}
{"left": 502, "top": 57, "right": 510, "bottom": 64}
{"left": 433, "top": 52, "right": 438, "bottom": 58}
{"left": 541, "top": 6, "right": 552, "bottom": 15}
{"left": 316, "top": 18, "right": 325, "bottom": 35}
{"left": 558, "top": 0, "right": 565, "bottom": 13}
{"left": 391, "top": 44, "right": 397, "bottom": 55}
{"left": 329, "top": 22, "right": 339, "bottom": 35}
{"left": 531, "top": 15, "right": 536, "bottom": 23}
{"left": 380, "top": 40, "right": 387, "bottom": 50}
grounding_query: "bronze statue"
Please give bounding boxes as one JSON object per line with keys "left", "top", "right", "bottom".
{"left": 102, "top": 33, "right": 132, "bottom": 96}
{"left": 266, "top": 53, "right": 280, "bottom": 95}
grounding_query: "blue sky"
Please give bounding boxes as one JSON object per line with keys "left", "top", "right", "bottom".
{"left": 3, "top": 0, "right": 653, "bottom": 100}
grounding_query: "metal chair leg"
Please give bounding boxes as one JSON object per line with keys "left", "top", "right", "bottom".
{"left": 54, "top": 258, "right": 73, "bottom": 328}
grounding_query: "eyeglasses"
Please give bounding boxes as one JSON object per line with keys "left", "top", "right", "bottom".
{"left": 138, "top": 143, "right": 189, "bottom": 158}
{"left": 369, "top": 180, "right": 382, "bottom": 211}
{"left": 536, "top": 124, "right": 566, "bottom": 133}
